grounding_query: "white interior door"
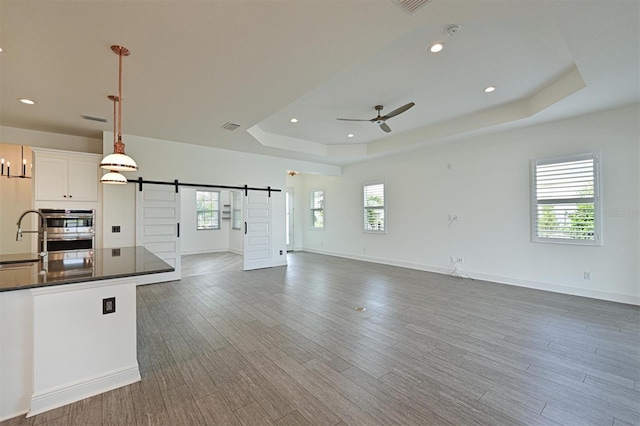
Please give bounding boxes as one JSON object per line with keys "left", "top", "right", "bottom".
{"left": 243, "top": 190, "right": 272, "bottom": 271}
{"left": 136, "top": 185, "right": 181, "bottom": 283}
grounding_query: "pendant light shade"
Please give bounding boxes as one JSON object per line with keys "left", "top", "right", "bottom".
{"left": 100, "top": 152, "right": 138, "bottom": 172}
{"left": 100, "top": 45, "right": 138, "bottom": 177}
{"left": 100, "top": 170, "right": 128, "bottom": 184}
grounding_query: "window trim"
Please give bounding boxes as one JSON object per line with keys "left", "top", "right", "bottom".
{"left": 530, "top": 152, "right": 602, "bottom": 246}
{"left": 363, "top": 181, "right": 386, "bottom": 234}
{"left": 196, "top": 190, "right": 221, "bottom": 231}
{"left": 310, "top": 189, "right": 325, "bottom": 230}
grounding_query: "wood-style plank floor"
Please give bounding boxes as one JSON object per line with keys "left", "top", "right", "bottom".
{"left": 181, "top": 252, "right": 243, "bottom": 278}
{"left": 3, "top": 252, "right": 639, "bottom": 426}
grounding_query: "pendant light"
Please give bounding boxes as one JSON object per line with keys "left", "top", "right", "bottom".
{"left": 100, "top": 45, "right": 138, "bottom": 174}
{"left": 100, "top": 95, "right": 128, "bottom": 184}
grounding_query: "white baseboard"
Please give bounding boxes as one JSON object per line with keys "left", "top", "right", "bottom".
{"left": 300, "top": 248, "right": 639, "bottom": 306}
{"left": 468, "top": 272, "right": 640, "bottom": 306}
{"left": 27, "top": 365, "right": 140, "bottom": 418}
{"left": 229, "top": 248, "right": 243, "bottom": 255}
{"left": 272, "top": 259, "right": 288, "bottom": 267}
{"left": 301, "top": 247, "right": 450, "bottom": 275}
{"left": 181, "top": 248, "right": 228, "bottom": 256}
{"left": 0, "top": 410, "right": 28, "bottom": 423}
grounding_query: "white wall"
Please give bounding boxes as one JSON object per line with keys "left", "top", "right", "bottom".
{"left": 102, "top": 132, "right": 340, "bottom": 269}
{"left": 0, "top": 144, "right": 34, "bottom": 254}
{"left": 0, "top": 126, "right": 102, "bottom": 154}
{"left": 300, "top": 104, "right": 640, "bottom": 305}
{"left": 180, "top": 188, "right": 230, "bottom": 255}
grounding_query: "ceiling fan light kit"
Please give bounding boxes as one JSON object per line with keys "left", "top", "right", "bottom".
{"left": 337, "top": 102, "right": 415, "bottom": 133}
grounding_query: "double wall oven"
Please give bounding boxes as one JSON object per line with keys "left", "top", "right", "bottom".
{"left": 38, "top": 209, "right": 95, "bottom": 253}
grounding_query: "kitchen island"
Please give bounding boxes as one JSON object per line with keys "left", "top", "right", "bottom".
{"left": 0, "top": 247, "right": 174, "bottom": 421}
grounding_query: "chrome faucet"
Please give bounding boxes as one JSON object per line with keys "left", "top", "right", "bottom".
{"left": 16, "top": 209, "right": 48, "bottom": 272}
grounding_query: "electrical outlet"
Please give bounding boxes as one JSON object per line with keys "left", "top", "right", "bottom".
{"left": 449, "top": 256, "right": 454, "bottom": 263}
{"left": 456, "top": 257, "right": 464, "bottom": 263}
{"left": 279, "top": 250, "right": 283, "bottom": 255}
{"left": 584, "top": 271, "right": 592, "bottom": 280}
{"left": 103, "top": 297, "right": 116, "bottom": 314}
{"left": 112, "top": 225, "right": 121, "bottom": 233}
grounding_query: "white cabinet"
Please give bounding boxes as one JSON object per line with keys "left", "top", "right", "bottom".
{"left": 34, "top": 150, "right": 100, "bottom": 202}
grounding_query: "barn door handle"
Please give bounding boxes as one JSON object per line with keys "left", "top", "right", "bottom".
{"left": 177, "top": 223, "right": 180, "bottom": 238}
{"left": 244, "top": 222, "right": 247, "bottom": 235}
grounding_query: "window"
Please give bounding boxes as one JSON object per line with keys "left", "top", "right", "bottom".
{"left": 364, "top": 182, "right": 385, "bottom": 232}
{"left": 531, "top": 153, "right": 600, "bottom": 244}
{"left": 310, "top": 190, "right": 324, "bottom": 229}
{"left": 196, "top": 190, "right": 220, "bottom": 230}
{"left": 232, "top": 191, "right": 242, "bottom": 230}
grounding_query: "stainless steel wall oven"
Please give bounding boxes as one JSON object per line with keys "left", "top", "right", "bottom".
{"left": 38, "top": 209, "right": 95, "bottom": 252}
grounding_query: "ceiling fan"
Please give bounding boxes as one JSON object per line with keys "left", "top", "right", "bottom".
{"left": 337, "top": 102, "right": 415, "bottom": 133}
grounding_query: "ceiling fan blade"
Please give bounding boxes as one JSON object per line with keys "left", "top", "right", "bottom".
{"left": 336, "top": 118, "right": 371, "bottom": 122}
{"left": 380, "top": 122, "right": 392, "bottom": 133}
{"left": 380, "top": 102, "right": 415, "bottom": 120}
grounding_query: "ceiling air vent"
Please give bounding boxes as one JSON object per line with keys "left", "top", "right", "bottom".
{"left": 222, "top": 122, "right": 241, "bottom": 131}
{"left": 81, "top": 114, "right": 107, "bottom": 123}
{"left": 392, "top": 0, "right": 432, "bottom": 14}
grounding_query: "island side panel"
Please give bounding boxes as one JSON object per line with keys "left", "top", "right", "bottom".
{"left": 0, "top": 289, "right": 32, "bottom": 421}
{"left": 28, "top": 277, "right": 140, "bottom": 417}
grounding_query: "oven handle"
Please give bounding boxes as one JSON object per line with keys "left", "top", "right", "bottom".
{"left": 43, "top": 214, "right": 95, "bottom": 219}
{"left": 46, "top": 236, "right": 95, "bottom": 241}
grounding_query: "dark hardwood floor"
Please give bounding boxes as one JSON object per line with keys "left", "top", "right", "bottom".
{"left": 3, "top": 252, "right": 639, "bottom": 425}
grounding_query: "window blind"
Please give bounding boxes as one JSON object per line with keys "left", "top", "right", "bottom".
{"left": 311, "top": 190, "right": 324, "bottom": 229}
{"left": 364, "top": 183, "right": 385, "bottom": 232}
{"left": 232, "top": 191, "right": 241, "bottom": 230}
{"left": 533, "top": 154, "right": 598, "bottom": 243}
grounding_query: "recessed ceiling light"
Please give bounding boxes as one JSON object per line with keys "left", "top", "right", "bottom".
{"left": 290, "top": 118, "right": 298, "bottom": 123}
{"left": 483, "top": 86, "right": 496, "bottom": 93}
{"left": 18, "top": 98, "right": 36, "bottom": 105}
{"left": 429, "top": 42, "right": 444, "bottom": 53}
{"left": 0, "top": 48, "right": 3, "bottom": 53}
{"left": 347, "top": 134, "right": 355, "bottom": 138}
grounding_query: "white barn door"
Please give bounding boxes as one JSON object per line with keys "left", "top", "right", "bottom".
{"left": 243, "top": 190, "right": 272, "bottom": 271}
{"left": 136, "top": 185, "right": 181, "bottom": 283}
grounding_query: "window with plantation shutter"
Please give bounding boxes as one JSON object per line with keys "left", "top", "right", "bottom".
{"left": 232, "top": 191, "right": 242, "bottom": 230}
{"left": 531, "top": 153, "right": 601, "bottom": 245}
{"left": 364, "top": 182, "right": 385, "bottom": 232}
{"left": 310, "top": 190, "right": 324, "bottom": 229}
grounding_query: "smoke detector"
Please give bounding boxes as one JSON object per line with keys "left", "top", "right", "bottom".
{"left": 446, "top": 25, "right": 461, "bottom": 36}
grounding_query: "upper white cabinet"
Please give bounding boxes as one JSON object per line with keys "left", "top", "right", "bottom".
{"left": 33, "top": 149, "right": 101, "bottom": 202}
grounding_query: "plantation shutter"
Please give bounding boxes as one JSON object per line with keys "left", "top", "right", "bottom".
{"left": 311, "top": 190, "right": 324, "bottom": 229}
{"left": 532, "top": 153, "right": 599, "bottom": 243}
{"left": 364, "top": 183, "right": 385, "bottom": 232}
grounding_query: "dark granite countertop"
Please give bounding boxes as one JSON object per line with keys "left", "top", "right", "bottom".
{"left": 0, "top": 252, "right": 42, "bottom": 265}
{"left": 0, "top": 247, "right": 174, "bottom": 292}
